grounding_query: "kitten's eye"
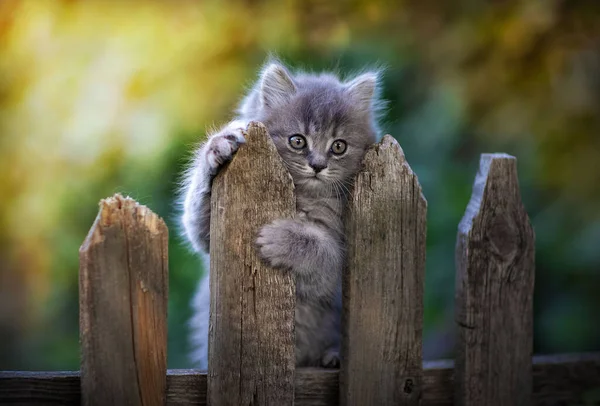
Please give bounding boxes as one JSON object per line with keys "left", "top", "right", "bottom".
{"left": 289, "top": 134, "right": 307, "bottom": 150}
{"left": 330, "top": 140, "right": 347, "bottom": 155}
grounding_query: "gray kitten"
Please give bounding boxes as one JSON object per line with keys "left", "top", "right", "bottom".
{"left": 181, "top": 61, "right": 382, "bottom": 369}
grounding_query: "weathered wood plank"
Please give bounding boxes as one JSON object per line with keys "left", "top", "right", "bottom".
{"left": 0, "top": 371, "right": 80, "bottom": 405}
{"left": 167, "top": 370, "right": 206, "bottom": 405}
{"left": 531, "top": 353, "right": 600, "bottom": 406}
{"left": 2, "top": 354, "right": 599, "bottom": 405}
{"left": 208, "top": 122, "right": 296, "bottom": 405}
{"left": 294, "top": 369, "right": 338, "bottom": 406}
{"left": 79, "top": 194, "right": 168, "bottom": 406}
{"left": 422, "top": 360, "right": 454, "bottom": 406}
{"left": 341, "top": 135, "right": 427, "bottom": 406}
{"left": 455, "top": 154, "right": 536, "bottom": 406}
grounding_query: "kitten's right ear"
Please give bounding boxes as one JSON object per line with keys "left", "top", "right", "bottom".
{"left": 345, "top": 71, "right": 379, "bottom": 115}
{"left": 260, "top": 63, "right": 296, "bottom": 108}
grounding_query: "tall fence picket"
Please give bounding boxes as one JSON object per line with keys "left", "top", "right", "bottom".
{"left": 455, "top": 154, "right": 535, "bottom": 406}
{"left": 79, "top": 194, "right": 168, "bottom": 406}
{"left": 208, "top": 122, "right": 296, "bottom": 405}
{"left": 341, "top": 135, "right": 427, "bottom": 406}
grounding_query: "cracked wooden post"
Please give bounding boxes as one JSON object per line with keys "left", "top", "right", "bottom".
{"left": 341, "top": 135, "right": 427, "bottom": 406}
{"left": 79, "top": 194, "right": 168, "bottom": 406}
{"left": 208, "top": 122, "right": 296, "bottom": 405}
{"left": 455, "top": 153, "right": 535, "bottom": 406}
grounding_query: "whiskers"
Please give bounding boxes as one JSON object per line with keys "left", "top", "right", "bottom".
{"left": 313, "top": 172, "right": 353, "bottom": 201}
{"left": 282, "top": 160, "right": 354, "bottom": 203}
{"left": 327, "top": 177, "right": 354, "bottom": 204}
{"left": 284, "top": 161, "right": 313, "bottom": 178}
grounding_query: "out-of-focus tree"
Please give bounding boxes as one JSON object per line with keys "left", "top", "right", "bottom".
{"left": 406, "top": 0, "right": 600, "bottom": 204}
{"left": 0, "top": 0, "right": 598, "bottom": 369}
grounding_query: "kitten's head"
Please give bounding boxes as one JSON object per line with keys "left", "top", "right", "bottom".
{"left": 254, "top": 62, "right": 382, "bottom": 195}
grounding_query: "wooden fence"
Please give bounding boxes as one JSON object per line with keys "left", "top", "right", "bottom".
{"left": 1, "top": 122, "right": 599, "bottom": 405}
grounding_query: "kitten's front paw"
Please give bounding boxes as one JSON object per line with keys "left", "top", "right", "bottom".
{"left": 204, "top": 124, "right": 247, "bottom": 174}
{"left": 255, "top": 219, "right": 297, "bottom": 269}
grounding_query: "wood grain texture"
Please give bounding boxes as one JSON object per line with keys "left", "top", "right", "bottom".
{"left": 455, "top": 154, "right": 535, "bottom": 406}
{"left": 341, "top": 135, "right": 427, "bottom": 406}
{"left": 0, "top": 371, "right": 80, "bottom": 405}
{"left": 3, "top": 355, "right": 599, "bottom": 405}
{"left": 79, "top": 194, "right": 168, "bottom": 406}
{"left": 208, "top": 122, "right": 296, "bottom": 405}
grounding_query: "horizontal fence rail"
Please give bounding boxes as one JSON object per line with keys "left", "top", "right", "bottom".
{"left": 1, "top": 123, "right": 599, "bottom": 405}
{"left": 2, "top": 354, "right": 599, "bottom": 405}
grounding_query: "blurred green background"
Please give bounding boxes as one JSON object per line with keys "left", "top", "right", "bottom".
{"left": 0, "top": 0, "right": 599, "bottom": 370}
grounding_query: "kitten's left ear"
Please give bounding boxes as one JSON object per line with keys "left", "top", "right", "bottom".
{"left": 345, "top": 72, "right": 379, "bottom": 114}
{"left": 260, "top": 63, "right": 297, "bottom": 108}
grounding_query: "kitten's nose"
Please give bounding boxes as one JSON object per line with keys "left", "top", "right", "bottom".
{"left": 310, "top": 163, "right": 327, "bottom": 173}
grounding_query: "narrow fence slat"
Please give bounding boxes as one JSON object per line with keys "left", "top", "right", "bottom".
{"left": 4, "top": 354, "right": 598, "bottom": 405}
{"left": 79, "top": 194, "right": 168, "bottom": 406}
{"left": 455, "top": 154, "right": 535, "bottom": 406}
{"left": 208, "top": 122, "right": 296, "bottom": 405}
{"left": 341, "top": 135, "right": 427, "bottom": 406}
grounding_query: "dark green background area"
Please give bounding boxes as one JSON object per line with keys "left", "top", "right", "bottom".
{"left": 0, "top": 0, "right": 598, "bottom": 370}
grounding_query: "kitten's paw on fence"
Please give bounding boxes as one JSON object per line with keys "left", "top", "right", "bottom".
{"left": 204, "top": 125, "right": 247, "bottom": 174}
{"left": 255, "top": 219, "right": 300, "bottom": 269}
